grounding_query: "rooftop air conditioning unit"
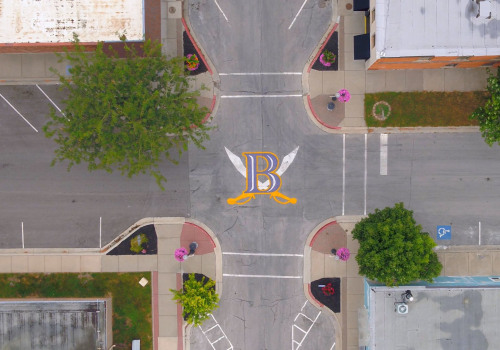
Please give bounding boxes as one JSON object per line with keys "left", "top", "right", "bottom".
{"left": 395, "top": 302, "right": 408, "bottom": 314}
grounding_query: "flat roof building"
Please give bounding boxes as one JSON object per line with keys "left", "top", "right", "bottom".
{"left": 0, "top": 0, "right": 145, "bottom": 44}
{"left": 353, "top": 0, "right": 500, "bottom": 69}
{"left": 362, "top": 277, "right": 500, "bottom": 350}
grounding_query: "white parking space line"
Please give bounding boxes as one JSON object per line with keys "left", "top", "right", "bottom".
{"left": 219, "top": 72, "right": 302, "bottom": 76}
{"left": 330, "top": 342, "right": 336, "bottom": 350}
{"left": 479, "top": 221, "right": 481, "bottom": 245}
{"left": 380, "top": 133, "right": 388, "bottom": 175}
{"left": 99, "top": 217, "right": 102, "bottom": 249}
{"left": 221, "top": 94, "right": 302, "bottom": 98}
{"left": 213, "top": 0, "right": 229, "bottom": 22}
{"left": 288, "top": 0, "right": 309, "bottom": 29}
{"left": 223, "top": 274, "right": 302, "bottom": 279}
{"left": 21, "top": 222, "right": 24, "bottom": 249}
{"left": 36, "top": 84, "right": 66, "bottom": 118}
{"left": 364, "top": 134, "right": 367, "bottom": 215}
{"left": 342, "top": 134, "right": 345, "bottom": 216}
{"left": 292, "top": 300, "right": 322, "bottom": 350}
{"left": 0, "top": 93, "right": 38, "bottom": 132}
{"left": 199, "top": 314, "right": 233, "bottom": 350}
{"left": 223, "top": 252, "right": 303, "bottom": 257}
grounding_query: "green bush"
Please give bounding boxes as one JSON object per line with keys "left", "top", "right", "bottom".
{"left": 352, "top": 203, "right": 442, "bottom": 286}
{"left": 130, "top": 233, "right": 148, "bottom": 253}
{"left": 470, "top": 68, "right": 500, "bottom": 146}
{"left": 170, "top": 274, "right": 219, "bottom": 326}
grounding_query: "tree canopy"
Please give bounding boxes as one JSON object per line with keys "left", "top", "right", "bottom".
{"left": 171, "top": 274, "right": 219, "bottom": 326}
{"left": 470, "top": 67, "right": 500, "bottom": 146}
{"left": 43, "top": 34, "right": 210, "bottom": 189}
{"left": 352, "top": 202, "right": 442, "bottom": 287}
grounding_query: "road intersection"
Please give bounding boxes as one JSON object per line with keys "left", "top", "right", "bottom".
{"left": 0, "top": 0, "right": 500, "bottom": 348}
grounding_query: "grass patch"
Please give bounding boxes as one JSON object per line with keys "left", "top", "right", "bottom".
{"left": 365, "top": 91, "right": 489, "bottom": 127}
{"left": 0, "top": 272, "right": 152, "bottom": 349}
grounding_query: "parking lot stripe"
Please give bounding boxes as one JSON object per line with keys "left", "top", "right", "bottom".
{"left": 99, "top": 217, "right": 102, "bottom": 249}
{"left": 36, "top": 84, "right": 66, "bottom": 118}
{"left": 0, "top": 93, "right": 38, "bottom": 132}
{"left": 223, "top": 252, "right": 303, "bottom": 257}
{"left": 223, "top": 274, "right": 302, "bottom": 279}
{"left": 213, "top": 0, "right": 229, "bottom": 22}
{"left": 380, "top": 133, "right": 388, "bottom": 175}
{"left": 288, "top": 0, "right": 309, "bottom": 29}
{"left": 479, "top": 221, "right": 481, "bottom": 245}
{"left": 21, "top": 222, "right": 24, "bottom": 249}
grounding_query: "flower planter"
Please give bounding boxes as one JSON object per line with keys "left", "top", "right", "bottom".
{"left": 312, "top": 31, "right": 339, "bottom": 71}
{"left": 319, "top": 54, "right": 332, "bottom": 67}
{"left": 183, "top": 31, "right": 208, "bottom": 76}
{"left": 107, "top": 224, "right": 158, "bottom": 255}
{"left": 186, "top": 54, "right": 200, "bottom": 71}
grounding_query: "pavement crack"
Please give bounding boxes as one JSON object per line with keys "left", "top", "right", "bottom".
{"left": 223, "top": 216, "right": 238, "bottom": 234}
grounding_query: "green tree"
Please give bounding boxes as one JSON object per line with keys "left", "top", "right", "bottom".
{"left": 470, "top": 67, "right": 500, "bottom": 146}
{"left": 352, "top": 202, "right": 442, "bottom": 287}
{"left": 171, "top": 274, "right": 219, "bottom": 326}
{"left": 43, "top": 34, "right": 210, "bottom": 189}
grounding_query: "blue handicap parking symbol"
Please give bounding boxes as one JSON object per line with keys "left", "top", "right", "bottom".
{"left": 437, "top": 225, "right": 451, "bottom": 240}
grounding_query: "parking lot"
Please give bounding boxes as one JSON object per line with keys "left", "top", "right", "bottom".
{"left": 0, "top": 84, "right": 190, "bottom": 248}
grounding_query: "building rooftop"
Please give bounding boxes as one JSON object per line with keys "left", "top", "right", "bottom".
{"left": 375, "top": 0, "right": 500, "bottom": 58}
{"left": 0, "top": 0, "right": 144, "bottom": 44}
{"left": 368, "top": 286, "right": 500, "bottom": 350}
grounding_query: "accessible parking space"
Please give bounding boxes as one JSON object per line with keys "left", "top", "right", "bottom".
{"left": 367, "top": 133, "right": 500, "bottom": 246}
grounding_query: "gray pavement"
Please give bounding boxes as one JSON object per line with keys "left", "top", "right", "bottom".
{"left": 186, "top": 0, "right": 500, "bottom": 348}
{"left": 0, "top": 84, "right": 190, "bottom": 248}
{"left": 187, "top": 0, "right": 339, "bottom": 348}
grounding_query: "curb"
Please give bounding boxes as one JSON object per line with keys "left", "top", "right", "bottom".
{"left": 302, "top": 8, "right": 341, "bottom": 134}
{"left": 303, "top": 217, "right": 343, "bottom": 350}
{"left": 181, "top": 6, "right": 221, "bottom": 125}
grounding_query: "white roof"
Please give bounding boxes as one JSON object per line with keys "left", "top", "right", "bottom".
{"left": 375, "top": 0, "right": 500, "bottom": 58}
{"left": 0, "top": 0, "right": 144, "bottom": 43}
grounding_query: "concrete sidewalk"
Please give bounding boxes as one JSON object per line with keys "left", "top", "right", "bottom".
{"left": 304, "top": 1, "right": 490, "bottom": 133}
{"left": 0, "top": 218, "right": 222, "bottom": 350}
{"left": 305, "top": 216, "right": 500, "bottom": 350}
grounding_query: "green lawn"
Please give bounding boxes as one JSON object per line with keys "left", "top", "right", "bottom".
{"left": 0, "top": 272, "right": 152, "bottom": 349}
{"left": 365, "top": 91, "right": 489, "bottom": 127}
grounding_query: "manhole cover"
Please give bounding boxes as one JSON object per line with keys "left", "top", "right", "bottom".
{"left": 346, "top": 3, "right": 353, "bottom": 10}
{"left": 169, "top": 6, "right": 176, "bottom": 14}
{"left": 372, "top": 101, "right": 391, "bottom": 121}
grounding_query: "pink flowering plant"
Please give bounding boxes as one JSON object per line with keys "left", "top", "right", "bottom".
{"left": 336, "top": 247, "right": 350, "bottom": 261}
{"left": 175, "top": 247, "right": 188, "bottom": 262}
{"left": 319, "top": 50, "right": 336, "bottom": 66}
{"left": 337, "top": 89, "right": 351, "bottom": 103}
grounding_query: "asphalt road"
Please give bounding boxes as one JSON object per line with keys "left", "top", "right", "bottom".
{"left": 0, "top": 84, "right": 190, "bottom": 248}
{"left": 187, "top": 0, "right": 500, "bottom": 349}
{"left": 1, "top": 0, "right": 500, "bottom": 348}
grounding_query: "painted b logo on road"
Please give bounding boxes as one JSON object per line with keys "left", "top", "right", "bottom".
{"left": 244, "top": 152, "right": 281, "bottom": 193}
{"left": 225, "top": 147, "right": 298, "bottom": 205}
